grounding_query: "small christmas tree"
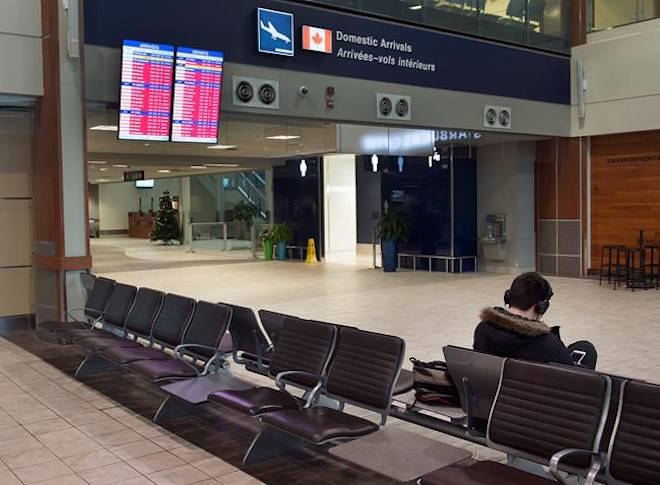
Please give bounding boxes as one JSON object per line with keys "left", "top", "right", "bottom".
{"left": 150, "top": 191, "right": 181, "bottom": 244}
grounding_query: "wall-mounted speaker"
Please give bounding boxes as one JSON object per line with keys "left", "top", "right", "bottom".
{"left": 377, "top": 93, "right": 411, "bottom": 121}
{"left": 232, "top": 76, "right": 280, "bottom": 110}
{"left": 483, "top": 105, "right": 512, "bottom": 130}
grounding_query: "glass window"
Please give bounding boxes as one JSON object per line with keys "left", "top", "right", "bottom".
{"left": 298, "top": 0, "right": 572, "bottom": 53}
{"left": 588, "top": 0, "right": 660, "bottom": 32}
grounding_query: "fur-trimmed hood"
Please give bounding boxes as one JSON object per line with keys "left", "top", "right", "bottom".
{"left": 479, "top": 307, "right": 551, "bottom": 337}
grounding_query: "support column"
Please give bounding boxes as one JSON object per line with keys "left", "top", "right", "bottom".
{"left": 34, "top": 0, "right": 90, "bottom": 322}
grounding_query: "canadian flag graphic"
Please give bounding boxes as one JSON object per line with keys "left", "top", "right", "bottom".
{"left": 302, "top": 25, "right": 332, "bottom": 53}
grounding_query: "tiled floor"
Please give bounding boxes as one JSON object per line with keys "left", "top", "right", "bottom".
{"left": 0, "top": 337, "right": 262, "bottom": 485}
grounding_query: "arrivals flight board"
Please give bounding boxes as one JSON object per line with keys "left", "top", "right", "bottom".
{"left": 171, "top": 47, "right": 224, "bottom": 143}
{"left": 119, "top": 40, "right": 175, "bottom": 141}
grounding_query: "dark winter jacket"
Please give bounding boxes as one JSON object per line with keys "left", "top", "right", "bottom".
{"left": 473, "top": 307, "right": 576, "bottom": 366}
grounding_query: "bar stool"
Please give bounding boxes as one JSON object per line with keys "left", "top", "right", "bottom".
{"left": 612, "top": 246, "right": 630, "bottom": 290}
{"left": 644, "top": 245, "right": 660, "bottom": 290}
{"left": 600, "top": 244, "right": 626, "bottom": 286}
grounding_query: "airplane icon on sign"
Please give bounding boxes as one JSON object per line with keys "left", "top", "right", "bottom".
{"left": 260, "top": 20, "right": 291, "bottom": 44}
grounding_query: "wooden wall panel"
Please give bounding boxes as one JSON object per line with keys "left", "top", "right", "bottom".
{"left": 591, "top": 129, "right": 660, "bottom": 268}
{"left": 536, "top": 140, "right": 557, "bottom": 220}
{"left": 557, "top": 139, "right": 581, "bottom": 220}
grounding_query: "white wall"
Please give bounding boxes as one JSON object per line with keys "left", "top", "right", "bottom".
{"left": 572, "top": 18, "right": 660, "bottom": 136}
{"left": 98, "top": 179, "right": 180, "bottom": 231}
{"left": 0, "top": 0, "right": 42, "bottom": 96}
{"left": 477, "top": 142, "right": 535, "bottom": 274}
{"left": 323, "top": 154, "right": 357, "bottom": 256}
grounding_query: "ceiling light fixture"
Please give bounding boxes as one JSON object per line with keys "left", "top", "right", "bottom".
{"left": 299, "top": 159, "right": 307, "bottom": 177}
{"left": 409, "top": 4, "right": 423, "bottom": 10}
{"left": 428, "top": 155, "right": 433, "bottom": 168}
{"left": 112, "top": 164, "right": 129, "bottom": 168}
{"left": 96, "top": 178, "right": 110, "bottom": 183}
{"left": 397, "top": 155, "right": 404, "bottom": 173}
{"left": 157, "top": 169, "right": 171, "bottom": 174}
{"left": 89, "top": 125, "right": 118, "bottom": 131}
{"left": 87, "top": 160, "right": 106, "bottom": 165}
{"left": 206, "top": 144, "right": 238, "bottom": 150}
{"left": 190, "top": 165, "right": 207, "bottom": 169}
{"left": 204, "top": 163, "right": 240, "bottom": 168}
{"left": 265, "top": 135, "right": 301, "bottom": 140}
{"left": 99, "top": 167, "right": 108, "bottom": 172}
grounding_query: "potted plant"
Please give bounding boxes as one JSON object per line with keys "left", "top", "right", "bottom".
{"left": 260, "top": 228, "right": 275, "bottom": 261}
{"left": 271, "top": 223, "right": 293, "bottom": 261}
{"left": 376, "top": 211, "right": 411, "bottom": 272}
{"left": 233, "top": 201, "right": 260, "bottom": 239}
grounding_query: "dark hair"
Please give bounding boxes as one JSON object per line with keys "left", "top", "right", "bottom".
{"left": 505, "top": 272, "right": 552, "bottom": 311}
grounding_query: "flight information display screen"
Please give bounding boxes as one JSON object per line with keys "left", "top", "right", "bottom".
{"left": 119, "top": 40, "right": 175, "bottom": 141}
{"left": 171, "top": 47, "right": 224, "bottom": 143}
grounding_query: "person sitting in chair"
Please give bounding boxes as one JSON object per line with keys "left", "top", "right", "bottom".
{"left": 474, "top": 272, "right": 597, "bottom": 369}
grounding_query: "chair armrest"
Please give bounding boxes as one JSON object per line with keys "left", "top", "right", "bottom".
{"left": 274, "top": 370, "right": 321, "bottom": 389}
{"left": 67, "top": 307, "right": 102, "bottom": 328}
{"left": 174, "top": 344, "right": 230, "bottom": 376}
{"left": 174, "top": 343, "right": 223, "bottom": 357}
{"left": 549, "top": 449, "right": 603, "bottom": 485}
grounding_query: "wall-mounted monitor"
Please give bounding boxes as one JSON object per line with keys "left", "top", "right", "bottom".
{"left": 135, "top": 179, "right": 155, "bottom": 188}
{"left": 171, "top": 47, "right": 224, "bottom": 143}
{"left": 119, "top": 40, "right": 175, "bottom": 142}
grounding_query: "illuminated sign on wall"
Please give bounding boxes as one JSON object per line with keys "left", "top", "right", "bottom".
{"left": 258, "top": 8, "right": 294, "bottom": 56}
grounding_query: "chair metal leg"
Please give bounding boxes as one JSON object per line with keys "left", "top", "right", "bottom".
{"left": 74, "top": 353, "right": 116, "bottom": 378}
{"left": 242, "top": 426, "right": 305, "bottom": 466}
{"left": 153, "top": 395, "right": 192, "bottom": 423}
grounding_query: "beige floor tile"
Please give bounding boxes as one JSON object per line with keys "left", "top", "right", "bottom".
{"left": 103, "top": 407, "right": 136, "bottom": 419}
{"left": 191, "top": 457, "right": 237, "bottom": 478}
{"left": 2, "top": 445, "right": 58, "bottom": 469}
{"left": 78, "top": 419, "right": 127, "bottom": 438}
{"left": 110, "top": 439, "right": 164, "bottom": 460}
{"left": 12, "top": 459, "right": 73, "bottom": 484}
{"left": 150, "top": 432, "right": 191, "bottom": 450}
{"left": 78, "top": 462, "right": 142, "bottom": 485}
{"left": 0, "top": 425, "right": 31, "bottom": 442}
{"left": 24, "top": 417, "right": 72, "bottom": 435}
{"left": 32, "top": 475, "right": 88, "bottom": 485}
{"left": 94, "top": 429, "right": 145, "bottom": 447}
{"left": 0, "top": 436, "right": 44, "bottom": 459}
{"left": 6, "top": 404, "right": 57, "bottom": 424}
{"left": 65, "top": 411, "right": 110, "bottom": 427}
{"left": 0, "top": 469, "right": 21, "bottom": 484}
{"left": 168, "top": 445, "right": 213, "bottom": 463}
{"left": 215, "top": 470, "right": 264, "bottom": 485}
{"left": 127, "top": 451, "right": 186, "bottom": 475}
{"left": 148, "top": 464, "right": 210, "bottom": 485}
{"left": 38, "top": 428, "right": 104, "bottom": 459}
{"left": 63, "top": 448, "right": 122, "bottom": 473}
{"left": 114, "top": 478, "right": 156, "bottom": 485}
{"left": 191, "top": 480, "right": 222, "bottom": 485}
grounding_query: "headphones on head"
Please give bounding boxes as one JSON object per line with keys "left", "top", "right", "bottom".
{"left": 504, "top": 274, "right": 554, "bottom": 316}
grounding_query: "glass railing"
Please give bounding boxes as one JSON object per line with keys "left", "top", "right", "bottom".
{"left": 587, "top": 0, "right": 660, "bottom": 33}
{"left": 298, "top": 0, "right": 572, "bottom": 53}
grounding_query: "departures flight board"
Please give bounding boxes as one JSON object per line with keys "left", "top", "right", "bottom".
{"left": 119, "top": 40, "right": 175, "bottom": 142}
{"left": 171, "top": 47, "right": 224, "bottom": 143}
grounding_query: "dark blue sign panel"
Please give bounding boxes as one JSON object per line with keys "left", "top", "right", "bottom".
{"left": 258, "top": 8, "right": 294, "bottom": 57}
{"left": 85, "top": 0, "right": 570, "bottom": 105}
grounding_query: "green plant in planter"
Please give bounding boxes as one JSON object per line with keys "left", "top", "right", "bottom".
{"left": 233, "top": 201, "right": 260, "bottom": 226}
{"left": 376, "top": 211, "right": 411, "bottom": 272}
{"left": 376, "top": 211, "right": 411, "bottom": 242}
{"left": 271, "top": 223, "right": 293, "bottom": 244}
{"left": 260, "top": 228, "right": 275, "bottom": 261}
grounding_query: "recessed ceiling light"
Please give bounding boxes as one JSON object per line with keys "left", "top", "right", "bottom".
{"left": 87, "top": 160, "right": 106, "bottom": 165}
{"left": 96, "top": 178, "right": 110, "bottom": 183}
{"left": 144, "top": 143, "right": 150, "bottom": 146}
{"left": 157, "top": 169, "right": 171, "bottom": 174}
{"left": 89, "top": 125, "right": 118, "bottom": 131}
{"left": 409, "top": 4, "right": 422, "bottom": 10}
{"left": 190, "top": 165, "right": 207, "bottom": 169}
{"left": 112, "top": 164, "right": 129, "bottom": 168}
{"left": 204, "top": 163, "right": 240, "bottom": 168}
{"left": 99, "top": 167, "right": 108, "bottom": 172}
{"left": 206, "top": 144, "right": 238, "bottom": 150}
{"left": 265, "top": 135, "right": 301, "bottom": 140}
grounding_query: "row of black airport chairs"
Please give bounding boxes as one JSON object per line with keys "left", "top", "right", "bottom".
{"left": 40, "top": 276, "right": 660, "bottom": 483}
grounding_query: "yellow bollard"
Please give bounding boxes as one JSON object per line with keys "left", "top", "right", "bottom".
{"left": 305, "top": 238, "right": 318, "bottom": 264}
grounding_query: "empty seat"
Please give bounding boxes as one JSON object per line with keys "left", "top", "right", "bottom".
{"left": 226, "top": 304, "right": 272, "bottom": 373}
{"left": 420, "top": 359, "right": 611, "bottom": 485}
{"left": 209, "top": 317, "right": 336, "bottom": 416}
{"left": 57, "top": 283, "right": 137, "bottom": 342}
{"left": 127, "top": 301, "right": 232, "bottom": 381}
{"left": 259, "top": 328, "right": 405, "bottom": 445}
{"left": 77, "top": 287, "right": 164, "bottom": 353}
{"left": 40, "top": 277, "right": 115, "bottom": 333}
{"left": 99, "top": 293, "right": 195, "bottom": 365}
{"left": 606, "top": 380, "right": 660, "bottom": 485}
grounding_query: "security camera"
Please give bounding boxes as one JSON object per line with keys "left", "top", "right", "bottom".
{"left": 298, "top": 86, "right": 309, "bottom": 97}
